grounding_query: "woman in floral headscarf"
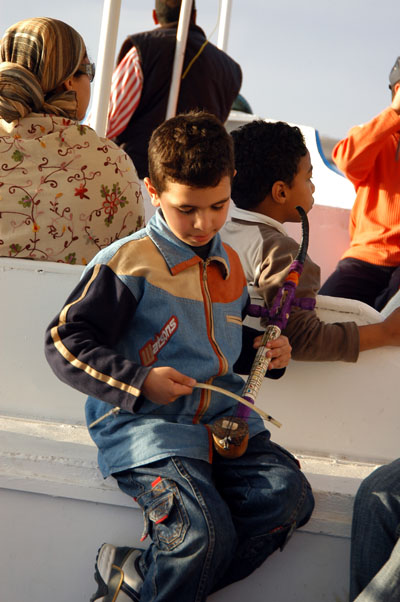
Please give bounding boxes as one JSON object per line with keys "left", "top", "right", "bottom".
{"left": 0, "top": 17, "right": 144, "bottom": 264}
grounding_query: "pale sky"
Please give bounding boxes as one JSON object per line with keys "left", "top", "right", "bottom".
{"left": 1, "top": 0, "right": 399, "bottom": 139}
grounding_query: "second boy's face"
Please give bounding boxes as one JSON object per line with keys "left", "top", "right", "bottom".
{"left": 145, "top": 176, "right": 232, "bottom": 247}
{"left": 285, "top": 151, "right": 315, "bottom": 221}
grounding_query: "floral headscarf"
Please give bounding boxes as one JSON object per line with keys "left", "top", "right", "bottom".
{"left": 0, "top": 17, "right": 85, "bottom": 122}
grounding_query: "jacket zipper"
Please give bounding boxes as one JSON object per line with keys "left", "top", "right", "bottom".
{"left": 193, "top": 260, "right": 228, "bottom": 423}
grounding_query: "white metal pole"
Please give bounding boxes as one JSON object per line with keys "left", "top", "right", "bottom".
{"left": 217, "top": 0, "right": 232, "bottom": 52}
{"left": 90, "top": 0, "right": 122, "bottom": 137}
{"left": 165, "top": 0, "right": 193, "bottom": 120}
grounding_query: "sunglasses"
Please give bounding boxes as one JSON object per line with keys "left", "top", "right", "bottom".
{"left": 77, "top": 62, "right": 95, "bottom": 83}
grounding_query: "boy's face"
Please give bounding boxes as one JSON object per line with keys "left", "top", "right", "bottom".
{"left": 284, "top": 150, "right": 315, "bottom": 222}
{"left": 145, "top": 176, "right": 231, "bottom": 246}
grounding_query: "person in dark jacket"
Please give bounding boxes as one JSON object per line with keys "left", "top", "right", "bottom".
{"left": 105, "top": 0, "right": 242, "bottom": 181}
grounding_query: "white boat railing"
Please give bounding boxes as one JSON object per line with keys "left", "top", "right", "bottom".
{"left": 216, "top": 0, "right": 233, "bottom": 51}
{"left": 89, "top": 0, "right": 122, "bottom": 137}
{"left": 166, "top": 0, "right": 193, "bottom": 119}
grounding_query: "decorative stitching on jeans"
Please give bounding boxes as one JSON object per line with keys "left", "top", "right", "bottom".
{"left": 146, "top": 487, "right": 188, "bottom": 549}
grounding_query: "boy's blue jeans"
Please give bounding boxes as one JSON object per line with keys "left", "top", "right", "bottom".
{"left": 114, "top": 431, "right": 314, "bottom": 601}
{"left": 350, "top": 459, "right": 400, "bottom": 602}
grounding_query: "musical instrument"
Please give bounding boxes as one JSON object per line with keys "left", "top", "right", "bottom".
{"left": 211, "top": 206, "right": 310, "bottom": 458}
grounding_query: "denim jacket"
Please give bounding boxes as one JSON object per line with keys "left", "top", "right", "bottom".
{"left": 45, "top": 210, "right": 276, "bottom": 476}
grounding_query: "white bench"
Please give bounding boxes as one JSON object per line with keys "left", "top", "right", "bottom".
{"left": 1, "top": 257, "right": 398, "bottom": 602}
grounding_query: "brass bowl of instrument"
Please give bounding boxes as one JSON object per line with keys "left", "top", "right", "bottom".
{"left": 211, "top": 416, "right": 249, "bottom": 459}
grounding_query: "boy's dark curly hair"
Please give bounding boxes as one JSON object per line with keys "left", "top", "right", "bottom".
{"left": 231, "top": 120, "right": 307, "bottom": 209}
{"left": 148, "top": 111, "right": 234, "bottom": 194}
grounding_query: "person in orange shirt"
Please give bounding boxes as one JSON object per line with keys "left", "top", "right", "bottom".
{"left": 320, "top": 57, "right": 400, "bottom": 311}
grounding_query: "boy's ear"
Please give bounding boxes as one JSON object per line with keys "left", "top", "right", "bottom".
{"left": 271, "top": 181, "right": 287, "bottom": 205}
{"left": 144, "top": 177, "right": 161, "bottom": 207}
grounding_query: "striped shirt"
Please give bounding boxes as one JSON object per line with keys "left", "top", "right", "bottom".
{"left": 106, "top": 46, "right": 143, "bottom": 139}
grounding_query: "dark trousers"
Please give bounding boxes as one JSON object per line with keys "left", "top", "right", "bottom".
{"left": 114, "top": 432, "right": 314, "bottom": 601}
{"left": 319, "top": 257, "right": 400, "bottom": 312}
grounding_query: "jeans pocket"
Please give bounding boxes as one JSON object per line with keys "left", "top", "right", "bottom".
{"left": 140, "top": 480, "right": 189, "bottom": 551}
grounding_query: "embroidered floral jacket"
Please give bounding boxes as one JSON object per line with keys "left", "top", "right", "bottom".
{"left": 0, "top": 113, "right": 144, "bottom": 264}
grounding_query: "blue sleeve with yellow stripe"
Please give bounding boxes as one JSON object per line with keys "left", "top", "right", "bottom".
{"left": 44, "top": 263, "right": 151, "bottom": 413}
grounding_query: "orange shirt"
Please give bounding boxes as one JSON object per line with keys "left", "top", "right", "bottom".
{"left": 333, "top": 107, "right": 400, "bottom": 266}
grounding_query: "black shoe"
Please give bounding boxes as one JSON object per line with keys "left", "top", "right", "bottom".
{"left": 91, "top": 543, "right": 143, "bottom": 601}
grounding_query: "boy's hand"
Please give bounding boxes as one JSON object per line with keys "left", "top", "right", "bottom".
{"left": 359, "top": 307, "right": 400, "bottom": 350}
{"left": 253, "top": 334, "right": 292, "bottom": 369}
{"left": 381, "top": 306, "right": 400, "bottom": 345}
{"left": 142, "top": 367, "right": 196, "bottom": 405}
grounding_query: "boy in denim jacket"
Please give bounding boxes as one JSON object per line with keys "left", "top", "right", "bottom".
{"left": 45, "top": 112, "right": 314, "bottom": 602}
